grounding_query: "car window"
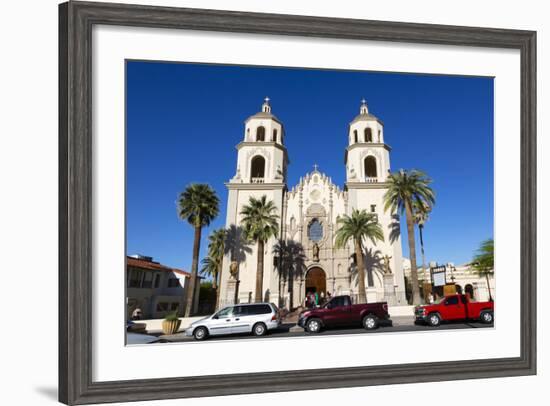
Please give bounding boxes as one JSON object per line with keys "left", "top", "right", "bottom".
{"left": 331, "top": 297, "right": 346, "bottom": 308}
{"left": 233, "top": 306, "right": 249, "bottom": 316}
{"left": 445, "top": 296, "right": 459, "bottom": 305}
{"left": 248, "top": 304, "right": 271, "bottom": 315}
{"left": 216, "top": 307, "right": 233, "bottom": 317}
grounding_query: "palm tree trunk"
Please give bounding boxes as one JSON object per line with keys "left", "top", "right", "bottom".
{"left": 485, "top": 273, "right": 493, "bottom": 301}
{"left": 405, "top": 200, "right": 421, "bottom": 305}
{"left": 419, "top": 225, "right": 428, "bottom": 302}
{"left": 215, "top": 260, "right": 222, "bottom": 310}
{"left": 255, "top": 239, "right": 265, "bottom": 303}
{"left": 278, "top": 270, "right": 282, "bottom": 307}
{"left": 185, "top": 225, "right": 202, "bottom": 317}
{"left": 289, "top": 269, "right": 294, "bottom": 310}
{"left": 212, "top": 270, "right": 218, "bottom": 290}
{"left": 355, "top": 240, "right": 367, "bottom": 304}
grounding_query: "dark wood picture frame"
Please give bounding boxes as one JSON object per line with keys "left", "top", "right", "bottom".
{"left": 59, "top": 1, "right": 537, "bottom": 404}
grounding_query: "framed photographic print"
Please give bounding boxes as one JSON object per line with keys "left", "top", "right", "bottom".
{"left": 59, "top": 1, "right": 536, "bottom": 404}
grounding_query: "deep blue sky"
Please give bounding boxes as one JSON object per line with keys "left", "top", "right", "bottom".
{"left": 126, "top": 61, "right": 493, "bottom": 272}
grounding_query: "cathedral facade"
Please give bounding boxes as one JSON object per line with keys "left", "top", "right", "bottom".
{"left": 219, "top": 98, "right": 408, "bottom": 308}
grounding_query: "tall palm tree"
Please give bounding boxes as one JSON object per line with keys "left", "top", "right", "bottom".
{"left": 413, "top": 201, "right": 432, "bottom": 281}
{"left": 223, "top": 225, "right": 253, "bottom": 303}
{"left": 334, "top": 209, "right": 384, "bottom": 304}
{"left": 208, "top": 227, "right": 227, "bottom": 308}
{"left": 240, "top": 196, "right": 279, "bottom": 303}
{"left": 177, "top": 184, "right": 220, "bottom": 316}
{"left": 273, "top": 239, "right": 306, "bottom": 309}
{"left": 384, "top": 169, "right": 435, "bottom": 305}
{"left": 471, "top": 238, "right": 494, "bottom": 301}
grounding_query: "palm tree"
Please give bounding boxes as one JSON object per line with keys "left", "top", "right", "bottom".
{"left": 384, "top": 169, "right": 435, "bottom": 305}
{"left": 413, "top": 201, "right": 432, "bottom": 282}
{"left": 471, "top": 238, "right": 494, "bottom": 301}
{"left": 223, "top": 225, "right": 253, "bottom": 303}
{"left": 240, "top": 196, "right": 279, "bottom": 303}
{"left": 177, "top": 184, "right": 220, "bottom": 316}
{"left": 334, "top": 209, "right": 384, "bottom": 304}
{"left": 273, "top": 239, "right": 306, "bottom": 309}
{"left": 207, "top": 228, "right": 227, "bottom": 308}
{"left": 200, "top": 256, "right": 219, "bottom": 288}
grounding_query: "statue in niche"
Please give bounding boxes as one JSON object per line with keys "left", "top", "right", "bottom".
{"left": 312, "top": 243, "right": 320, "bottom": 262}
{"left": 383, "top": 255, "right": 393, "bottom": 274}
{"left": 349, "top": 165, "right": 357, "bottom": 179}
{"left": 229, "top": 261, "right": 239, "bottom": 279}
{"left": 274, "top": 164, "right": 283, "bottom": 179}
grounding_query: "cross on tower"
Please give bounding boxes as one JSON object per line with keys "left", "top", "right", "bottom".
{"left": 361, "top": 98, "right": 366, "bottom": 105}
{"left": 264, "top": 96, "right": 270, "bottom": 104}
{"left": 313, "top": 163, "right": 319, "bottom": 171}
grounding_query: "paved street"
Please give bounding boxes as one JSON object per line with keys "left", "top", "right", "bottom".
{"left": 156, "top": 316, "right": 494, "bottom": 343}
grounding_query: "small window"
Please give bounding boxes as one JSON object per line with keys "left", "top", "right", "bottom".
{"left": 365, "top": 128, "right": 373, "bottom": 142}
{"left": 250, "top": 155, "right": 266, "bottom": 180}
{"left": 128, "top": 270, "right": 142, "bottom": 288}
{"left": 256, "top": 126, "right": 265, "bottom": 141}
{"left": 167, "top": 278, "right": 179, "bottom": 288}
{"left": 156, "top": 302, "right": 169, "bottom": 312}
{"left": 353, "top": 130, "right": 358, "bottom": 143}
{"left": 370, "top": 204, "right": 376, "bottom": 213}
{"left": 272, "top": 129, "right": 278, "bottom": 142}
{"left": 142, "top": 272, "right": 153, "bottom": 288}
{"left": 364, "top": 156, "right": 377, "bottom": 178}
{"left": 153, "top": 274, "right": 161, "bottom": 288}
{"left": 445, "top": 296, "right": 459, "bottom": 305}
{"left": 170, "top": 303, "right": 179, "bottom": 311}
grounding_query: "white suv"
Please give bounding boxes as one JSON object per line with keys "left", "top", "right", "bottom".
{"left": 185, "top": 303, "right": 281, "bottom": 340}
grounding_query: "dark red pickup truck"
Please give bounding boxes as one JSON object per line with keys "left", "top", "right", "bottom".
{"left": 297, "top": 295, "right": 391, "bottom": 333}
{"left": 415, "top": 294, "right": 494, "bottom": 326}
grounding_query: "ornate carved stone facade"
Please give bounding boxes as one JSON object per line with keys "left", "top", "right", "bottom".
{"left": 219, "top": 99, "right": 407, "bottom": 308}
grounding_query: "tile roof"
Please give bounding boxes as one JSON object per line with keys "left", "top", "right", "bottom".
{"left": 126, "top": 256, "right": 191, "bottom": 277}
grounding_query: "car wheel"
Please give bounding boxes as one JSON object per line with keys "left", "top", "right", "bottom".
{"left": 252, "top": 322, "right": 267, "bottom": 336}
{"left": 427, "top": 313, "right": 441, "bottom": 327}
{"left": 480, "top": 311, "right": 494, "bottom": 324}
{"left": 306, "top": 318, "right": 322, "bottom": 333}
{"left": 193, "top": 326, "right": 208, "bottom": 341}
{"left": 362, "top": 314, "right": 379, "bottom": 330}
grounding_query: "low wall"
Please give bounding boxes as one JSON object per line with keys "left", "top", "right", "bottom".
{"left": 135, "top": 316, "right": 205, "bottom": 334}
{"left": 388, "top": 305, "right": 415, "bottom": 317}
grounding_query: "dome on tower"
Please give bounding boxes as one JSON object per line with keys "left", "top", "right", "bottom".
{"left": 245, "top": 97, "right": 283, "bottom": 124}
{"left": 350, "top": 99, "right": 381, "bottom": 125}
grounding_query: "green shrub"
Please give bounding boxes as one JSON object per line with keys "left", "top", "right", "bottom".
{"left": 164, "top": 311, "right": 179, "bottom": 322}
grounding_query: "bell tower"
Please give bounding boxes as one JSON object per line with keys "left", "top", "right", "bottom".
{"left": 345, "top": 99, "right": 407, "bottom": 305}
{"left": 220, "top": 98, "right": 288, "bottom": 305}
{"left": 345, "top": 99, "right": 390, "bottom": 184}
{"left": 229, "top": 97, "right": 288, "bottom": 184}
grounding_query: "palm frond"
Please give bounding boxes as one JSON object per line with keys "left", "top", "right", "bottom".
{"left": 177, "top": 183, "right": 220, "bottom": 228}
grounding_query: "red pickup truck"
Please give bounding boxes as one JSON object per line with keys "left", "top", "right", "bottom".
{"left": 415, "top": 294, "right": 494, "bottom": 326}
{"left": 297, "top": 295, "right": 391, "bottom": 333}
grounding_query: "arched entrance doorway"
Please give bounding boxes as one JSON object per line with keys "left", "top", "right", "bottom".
{"left": 465, "top": 284, "right": 475, "bottom": 300}
{"left": 305, "top": 267, "right": 326, "bottom": 298}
